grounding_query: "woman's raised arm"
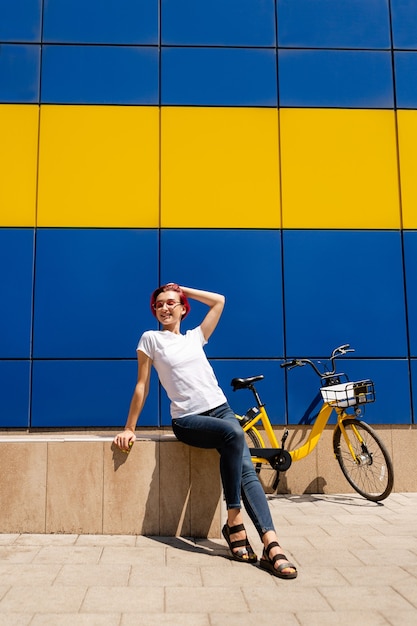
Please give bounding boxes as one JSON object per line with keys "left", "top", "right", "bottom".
{"left": 180, "top": 286, "right": 225, "bottom": 340}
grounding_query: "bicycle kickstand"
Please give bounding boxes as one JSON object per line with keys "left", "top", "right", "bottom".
{"left": 272, "top": 471, "right": 281, "bottom": 491}
{"left": 272, "top": 429, "right": 290, "bottom": 492}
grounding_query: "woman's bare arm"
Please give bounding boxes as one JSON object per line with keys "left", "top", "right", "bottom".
{"left": 180, "top": 286, "right": 225, "bottom": 341}
{"left": 113, "top": 350, "right": 152, "bottom": 451}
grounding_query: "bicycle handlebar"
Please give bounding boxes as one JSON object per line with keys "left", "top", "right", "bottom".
{"left": 280, "top": 344, "right": 355, "bottom": 377}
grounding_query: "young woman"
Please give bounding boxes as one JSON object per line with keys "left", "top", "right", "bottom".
{"left": 114, "top": 283, "right": 297, "bottom": 579}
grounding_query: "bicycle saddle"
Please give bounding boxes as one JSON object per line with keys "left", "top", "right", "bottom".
{"left": 231, "top": 375, "right": 264, "bottom": 391}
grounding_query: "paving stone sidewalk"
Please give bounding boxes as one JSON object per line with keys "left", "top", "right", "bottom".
{"left": 0, "top": 492, "right": 416, "bottom": 625}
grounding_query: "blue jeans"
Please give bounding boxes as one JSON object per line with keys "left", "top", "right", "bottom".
{"left": 172, "top": 402, "right": 275, "bottom": 538}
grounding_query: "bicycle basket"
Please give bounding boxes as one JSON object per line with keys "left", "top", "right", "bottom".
{"left": 320, "top": 380, "right": 375, "bottom": 408}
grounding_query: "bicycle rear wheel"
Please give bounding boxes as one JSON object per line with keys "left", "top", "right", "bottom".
{"left": 245, "top": 427, "right": 263, "bottom": 474}
{"left": 333, "top": 418, "right": 394, "bottom": 502}
{"left": 244, "top": 427, "right": 282, "bottom": 493}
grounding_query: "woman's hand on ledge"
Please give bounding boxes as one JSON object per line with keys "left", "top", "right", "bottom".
{"left": 114, "top": 429, "right": 136, "bottom": 453}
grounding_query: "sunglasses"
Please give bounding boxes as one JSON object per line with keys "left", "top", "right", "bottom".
{"left": 153, "top": 299, "right": 182, "bottom": 310}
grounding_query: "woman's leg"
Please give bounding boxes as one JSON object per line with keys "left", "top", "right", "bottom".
{"left": 172, "top": 404, "right": 256, "bottom": 560}
{"left": 240, "top": 440, "right": 275, "bottom": 535}
{"left": 223, "top": 412, "right": 297, "bottom": 577}
{"left": 173, "top": 404, "right": 296, "bottom": 574}
{"left": 172, "top": 404, "right": 245, "bottom": 509}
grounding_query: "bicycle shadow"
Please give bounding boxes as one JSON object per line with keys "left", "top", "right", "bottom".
{"left": 259, "top": 472, "right": 328, "bottom": 498}
{"left": 267, "top": 490, "right": 384, "bottom": 507}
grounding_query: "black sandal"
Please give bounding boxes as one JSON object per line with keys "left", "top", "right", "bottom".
{"left": 260, "top": 541, "right": 297, "bottom": 579}
{"left": 222, "top": 523, "right": 257, "bottom": 564}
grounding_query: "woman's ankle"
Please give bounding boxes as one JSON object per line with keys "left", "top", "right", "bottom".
{"left": 227, "top": 508, "right": 243, "bottom": 529}
{"left": 262, "top": 530, "right": 277, "bottom": 549}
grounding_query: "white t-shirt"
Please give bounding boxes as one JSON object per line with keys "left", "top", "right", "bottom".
{"left": 137, "top": 326, "right": 227, "bottom": 420}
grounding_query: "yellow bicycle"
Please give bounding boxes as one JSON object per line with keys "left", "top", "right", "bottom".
{"left": 232, "top": 344, "right": 394, "bottom": 502}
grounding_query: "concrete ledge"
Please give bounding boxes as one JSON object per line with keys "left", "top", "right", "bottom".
{"left": 1, "top": 424, "right": 416, "bottom": 537}
{"left": 0, "top": 433, "right": 222, "bottom": 537}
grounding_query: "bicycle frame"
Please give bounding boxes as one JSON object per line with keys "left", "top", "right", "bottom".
{"left": 241, "top": 401, "right": 356, "bottom": 464}
{"left": 234, "top": 343, "right": 376, "bottom": 471}
{"left": 233, "top": 345, "right": 393, "bottom": 501}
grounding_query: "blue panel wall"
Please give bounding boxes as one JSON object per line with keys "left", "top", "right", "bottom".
{"left": 0, "top": 0, "right": 42, "bottom": 42}
{"left": 0, "top": 44, "right": 40, "bottom": 102}
{"left": 33, "top": 229, "right": 159, "bottom": 358}
{"left": 285, "top": 358, "right": 411, "bottom": 426}
{"left": 278, "top": 50, "right": 394, "bottom": 108}
{"left": 283, "top": 230, "right": 408, "bottom": 358}
{"left": 31, "top": 361, "right": 160, "bottom": 427}
{"left": 0, "top": 361, "right": 31, "bottom": 428}
{"left": 41, "top": 46, "right": 159, "bottom": 104}
{"left": 391, "top": 0, "right": 417, "bottom": 49}
{"left": 404, "top": 231, "right": 417, "bottom": 356}
{"left": 162, "top": 48, "right": 277, "bottom": 106}
{"left": 160, "top": 230, "right": 284, "bottom": 359}
{"left": 161, "top": 0, "right": 276, "bottom": 46}
{"left": 277, "top": 0, "right": 391, "bottom": 48}
{"left": 394, "top": 52, "right": 417, "bottom": 108}
{"left": 412, "top": 360, "right": 417, "bottom": 419}
{"left": 1, "top": 1, "right": 416, "bottom": 430}
{"left": 43, "top": 0, "right": 158, "bottom": 44}
{"left": 160, "top": 360, "right": 286, "bottom": 427}
{"left": 0, "top": 230, "right": 34, "bottom": 358}
{"left": 215, "top": 360, "right": 286, "bottom": 426}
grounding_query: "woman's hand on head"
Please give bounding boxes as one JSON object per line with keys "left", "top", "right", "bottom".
{"left": 114, "top": 429, "right": 136, "bottom": 452}
{"left": 179, "top": 286, "right": 225, "bottom": 340}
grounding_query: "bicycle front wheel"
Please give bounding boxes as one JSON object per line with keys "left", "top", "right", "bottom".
{"left": 333, "top": 419, "right": 394, "bottom": 502}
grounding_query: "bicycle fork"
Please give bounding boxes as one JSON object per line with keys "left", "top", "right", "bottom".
{"left": 337, "top": 415, "right": 373, "bottom": 466}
